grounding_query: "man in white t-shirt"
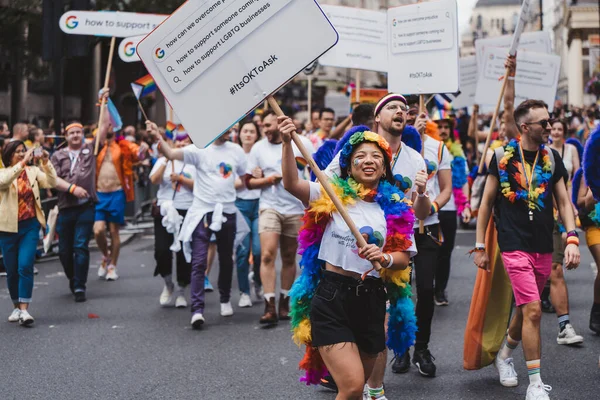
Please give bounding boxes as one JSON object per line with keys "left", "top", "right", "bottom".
{"left": 246, "top": 111, "right": 315, "bottom": 324}
{"left": 149, "top": 124, "right": 246, "bottom": 329}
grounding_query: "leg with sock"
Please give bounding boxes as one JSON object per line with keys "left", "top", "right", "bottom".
{"left": 550, "top": 262, "right": 583, "bottom": 344}
{"left": 258, "top": 228, "right": 279, "bottom": 324}
{"left": 495, "top": 319, "right": 520, "bottom": 388}
{"left": 278, "top": 234, "right": 298, "bottom": 321}
{"left": 521, "top": 301, "right": 552, "bottom": 399}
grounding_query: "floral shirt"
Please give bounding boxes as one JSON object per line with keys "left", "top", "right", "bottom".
{"left": 17, "top": 170, "right": 35, "bottom": 221}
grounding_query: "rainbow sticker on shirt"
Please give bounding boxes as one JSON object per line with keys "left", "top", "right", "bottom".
{"left": 393, "top": 174, "right": 413, "bottom": 194}
{"left": 295, "top": 156, "right": 308, "bottom": 171}
{"left": 425, "top": 159, "right": 438, "bottom": 179}
{"left": 360, "top": 226, "right": 384, "bottom": 247}
{"left": 219, "top": 162, "right": 233, "bottom": 178}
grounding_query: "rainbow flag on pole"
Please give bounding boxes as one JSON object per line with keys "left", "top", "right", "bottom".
{"left": 130, "top": 74, "right": 157, "bottom": 99}
{"left": 106, "top": 98, "right": 123, "bottom": 132}
{"left": 165, "top": 121, "right": 177, "bottom": 140}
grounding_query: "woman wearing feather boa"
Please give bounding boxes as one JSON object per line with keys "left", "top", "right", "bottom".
{"left": 278, "top": 116, "right": 417, "bottom": 400}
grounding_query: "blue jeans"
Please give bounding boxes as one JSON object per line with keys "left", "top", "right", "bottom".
{"left": 56, "top": 203, "right": 95, "bottom": 292}
{"left": 0, "top": 218, "right": 41, "bottom": 303}
{"left": 235, "top": 198, "right": 261, "bottom": 294}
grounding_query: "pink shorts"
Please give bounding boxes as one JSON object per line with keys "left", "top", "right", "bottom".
{"left": 501, "top": 251, "right": 552, "bottom": 307}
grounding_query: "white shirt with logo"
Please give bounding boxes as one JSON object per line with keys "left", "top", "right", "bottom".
{"left": 150, "top": 157, "right": 196, "bottom": 210}
{"left": 417, "top": 137, "right": 452, "bottom": 226}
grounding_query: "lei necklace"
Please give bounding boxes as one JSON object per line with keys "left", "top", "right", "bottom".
{"left": 498, "top": 139, "right": 552, "bottom": 220}
{"left": 289, "top": 176, "right": 416, "bottom": 385}
{"left": 445, "top": 139, "right": 469, "bottom": 214}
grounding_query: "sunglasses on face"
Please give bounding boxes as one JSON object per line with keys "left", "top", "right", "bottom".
{"left": 523, "top": 119, "right": 555, "bottom": 130}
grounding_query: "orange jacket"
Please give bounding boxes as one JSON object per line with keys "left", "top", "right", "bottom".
{"left": 96, "top": 140, "right": 140, "bottom": 202}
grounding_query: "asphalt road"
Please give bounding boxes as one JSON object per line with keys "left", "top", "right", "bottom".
{"left": 1, "top": 231, "right": 598, "bottom": 400}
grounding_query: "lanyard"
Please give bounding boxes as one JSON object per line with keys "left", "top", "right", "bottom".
{"left": 391, "top": 144, "right": 402, "bottom": 171}
{"left": 517, "top": 144, "right": 540, "bottom": 203}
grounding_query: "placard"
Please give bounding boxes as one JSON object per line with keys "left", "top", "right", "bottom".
{"left": 137, "top": 0, "right": 338, "bottom": 148}
{"left": 475, "top": 48, "right": 560, "bottom": 112}
{"left": 118, "top": 35, "right": 146, "bottom": 62}
{"left": 387, "top": 0, "right": 459, "bottom": 95}
{"left": 452, "top": 56, "right": 477, "bottom": 109}
{"left": 318, "top": 5, "right": 387, "bottom": 72}
{"left": 508, "top": 0, "right": 532, "bottom": 56}
{"left": 475, "top": 31, "right": 552, "bottom": 69}
{"left": 59, "top": 10, "right": 166, "bottom": 37}
{"left": 350, "top": 88, "right": 388, "bottom": 104}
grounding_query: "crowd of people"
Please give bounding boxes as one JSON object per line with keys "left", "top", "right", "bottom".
{"left": 0, "top": 55, "right": 599, "bottom": 400}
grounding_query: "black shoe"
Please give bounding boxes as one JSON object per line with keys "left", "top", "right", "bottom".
{"left": 412, "top": 348, "right": 436, "bottom": 377}
{"left": 74, "top": 292, "right": 86, "bottom": 303}
{"left": 541, "top": 298, "right": 555, "bottom": 313}
{"left": 69, "top": 279, "right": 75, "bottom": 295}
{"left": 391, "top": 351, "right": 411, "bottom": 374}
{"left": 319, "top": 374, "right": 338, "bottom": 392}
{"left": 434, "top": 291, "right": 449, "bottom": 306}
{"left": 590, "top": 307, "right": 600, "bottom": 334}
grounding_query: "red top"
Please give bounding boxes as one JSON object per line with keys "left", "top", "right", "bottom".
{"left": 17, "top": 170, "right": 36, "bottom": 221}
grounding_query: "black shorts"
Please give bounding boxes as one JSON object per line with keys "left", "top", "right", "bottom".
{"left": 310, "top": 270, "right": 386, "bottom": 355}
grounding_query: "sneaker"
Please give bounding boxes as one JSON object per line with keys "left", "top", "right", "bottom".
{"left": 159, "top": 284, "right": 174, "bottom": 306}
{"left": 412, "top": 348, "right": 436, "bottom": 377}
{"left": 526, "top": 382, "right": 552, "bottom": 400}
{"left": 319, "top": 374, "right": 338, "bottom": 392}
{"left": 191, "top": 313, "right": 205, "bottom": 329}
{"left": 0, "top": 270, "right": 6, "bottom": 277}
{"left": 33, "top": 267, "right": 39, "bottom": 275}
{"left": 238, "top": 293, "right": 253, "bottom": 308}
{"left": 365, "top": 385, "right": 387, "bottom": 400}
{"left": 557, "top": 323, "right": 584, "bottom": 345}
{"left": 74, "top": 292, "right": 87, "bottom": 303}
{"left": 97, "top": 257, "right": 108, "bottom": 278}
{"left": 590, "top": 307, "right": 600, "bottom": 334}
{"left": 391, "top": 351, "right": 411, "bottom": 374}
{"left": 175, "top": 295, "right": 187, "bottom": 308}
{"left": 105, "top": 266, "right": 119, "bottom": 281}
{"left": 19, "top": 309, "right": 34, "bottom": 326}
{"left": 434, "top": 290, "right": 449, "bottom": 306}
{"left": 220, "top": 302, "right": 234, "bottom": 317}
{"left": 204, "top": 277, "right": 214, "bottom": 292}
{"left": 494, "top": 357, "right": 518, "bottom": 387}
{"left": 541, "top": 298, "right": 555, "bottom": 313}
{"left": 8, "top": 308, "right": 20, "bottom": 322}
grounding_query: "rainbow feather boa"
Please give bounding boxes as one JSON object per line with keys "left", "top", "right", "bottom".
{"left": 289, "top": 176, "right": 417, "bottom": 385}
{"left": 445, "top": 140, "right": 468, "bottom": 214}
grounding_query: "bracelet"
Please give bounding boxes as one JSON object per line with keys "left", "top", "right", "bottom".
{"left": 464, "top": 202, "right": 471, "bottom": 210}
{"left": 475, "top": 242, "right": 485, "bottom": 249}
{"left": 430, "top": 201, "right": 439, "bottom": 215}
{"left": 566, "top": 230, "right": 579, "bottom": 239}
{"left": 418, "top": 192, "right": 428, "bottom": 198}
{"left": 68, "top": 184, "right": 77, "bottom": 194}
{"left": 386, "top": 253, "right": 394, "bottom": 268}
{"left": 566, "top": 237, "right": 580, "bottom": 246}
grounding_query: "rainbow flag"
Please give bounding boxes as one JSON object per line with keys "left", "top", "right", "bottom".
{"left": 130, "top": 74, "right": 157, "bottom": 99}
{"left": 175, "top": 124, "right": 189, "bottom": 140}
{"left": 165, "top": 121, "right": 177, "bottom": 140}
{"left": 106, "top": 98, "right": 123, "bottom": 132}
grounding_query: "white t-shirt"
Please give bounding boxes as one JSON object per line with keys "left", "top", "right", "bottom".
{"left": 247, "top": 137, "right": 315, "bottom": 215}
{"left": 150, "top": 157, "right": 195, "bottom": 210}
{"left": 183, "top": 141, "right": 247, "bottom": 211}
{"left": 417, "top": 137, "right": 452, "bottom": 226}
{"left": 236, "top": 151, "right": 261, "bottom": 201}
{"left": 325, "top": 142, "right": 426, "bottom": 199}
{"left": 308, "top": 182, "right": 417, "bottom": 277}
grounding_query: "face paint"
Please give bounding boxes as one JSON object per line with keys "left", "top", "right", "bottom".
{"left": 353, "top": 158, "right": 360, "bottom": 167}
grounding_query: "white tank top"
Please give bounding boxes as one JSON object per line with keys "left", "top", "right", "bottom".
{"left": 560, "top": 144, "right": 574, "bottom": 178}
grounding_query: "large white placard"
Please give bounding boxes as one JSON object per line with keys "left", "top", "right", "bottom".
{"left": 137, "top": 0, "right": 338, "bottom": 148}
{"left": 59, "top": 11, "right": 166, "bottom": 37}
{"left": 387, "top": 0, "right": 459, "bottom": 95}
{"left": 318, "top": 5, "right": 387, "bottom": 72}
{"left": 474, "top": 48, "right": 560, "bottom": 112}
{"left": 475, "top": 31, "right": 552, "bottom": 69}
{"left": 118, "top": 35, "right": 146, "bottom": 63}
{"left": 508, "top": 0, "right": 532, "bottom": 56}
{"left": 451, "top": 56, "right": 477, "bottom": 109}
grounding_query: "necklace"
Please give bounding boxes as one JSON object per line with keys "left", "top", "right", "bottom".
{"left": 498, "top": 139, "right": 552, "bottom": 220}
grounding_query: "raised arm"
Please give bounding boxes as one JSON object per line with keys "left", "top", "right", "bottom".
{"left": 330, "top": 114, "right": 353, "bottom": 140}
{"left": 146, "top": 121, "right": 184, "bottom": 161}
{"left": 503, "top": 55, "right": 519, "bottom": 141}
{"left": 278, "top": 116, "right": 311, "bottom": 205}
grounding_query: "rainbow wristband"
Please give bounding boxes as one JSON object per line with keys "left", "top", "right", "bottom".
{"left": 566, "top": 237, "right": 579, "bottom": 246}
{"left": 68, "top": 184, "right": 77, "bottom": 194}
{"left": 430, "top": 201, "right": 439, "bottom": 215}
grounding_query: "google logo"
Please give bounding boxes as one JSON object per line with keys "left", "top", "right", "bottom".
{"left": 155, "top": 48, "right": 165, "bottom": 59}
{"left": 124, "top": 42, "right": 136, "bottom": 57}
{"left": 66, "top": 16, "right": 79, "bottom": 29}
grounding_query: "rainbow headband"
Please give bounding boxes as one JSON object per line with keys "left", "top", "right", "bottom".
{"left": 338, "top": 130, "right": 392, "bottom": 171}
{"left": 374, "top": 93, "right": 407, "bottom": 116}
{"left": 65, "top": 123, "right": 83, "bottom": 133}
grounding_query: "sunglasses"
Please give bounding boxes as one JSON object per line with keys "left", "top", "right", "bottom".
{"left": 523, "top": 119, "right": 555, "bottom": 130}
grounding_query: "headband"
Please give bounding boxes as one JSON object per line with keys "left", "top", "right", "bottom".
{"left": 374, "top": 93, "right": 408, "bottom": 116}
{"left": 65, "top": 123, "right": 83, "bottom": 133}
{"left": 339, "top": 130, "right": 392, "bottom": 171}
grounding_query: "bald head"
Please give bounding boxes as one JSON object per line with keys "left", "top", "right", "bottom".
{"left": 12, "top": 123, "right": 28, "bottom": 141}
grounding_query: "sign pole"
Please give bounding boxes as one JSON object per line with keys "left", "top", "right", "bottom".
{"left": 136, "top": 98, "right": 149, "bottom": 122}
{"left": 94, "top": 36, "right": 116, "bottom": 156}
{"left": 307, "top": 75, "right": 312, "bottom": 129}
{"left": 477, "top": 68, "right": 510, "bottom": 171}
{"left": 355, "top": 70, "right": 361, "bottom": 103}
{"left": 418, "top": 94, "right": 426, "bottom": 234}
{"left": 267, "top": 95, "right": 383, "bottom": 276}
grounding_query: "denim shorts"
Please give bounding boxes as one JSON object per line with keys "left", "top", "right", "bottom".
{"left": 310, "top": 270, "right": 386, "bottom": 355}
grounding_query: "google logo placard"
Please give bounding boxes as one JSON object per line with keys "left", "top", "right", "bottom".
{"left": 66, "top": 16, "right": 79, "bottom": 29}
{"left": 155, "top": 48, "right": 165, "bottom": 59}
{"left": 124, "top": 42, "right": 136, "bottom": 57}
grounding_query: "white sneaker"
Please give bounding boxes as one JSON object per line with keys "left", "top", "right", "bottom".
{"left": 33, "top": 267, "right": 39, "bottom": 275}
{"left": 8, "top": 308, "right": 20, "bottom": 322}
{"left": 159, "top": 284, "right": 174, "bottom": 306}
{"left": 238, "top": 293, "right": 253, "bottom": 308}
{"left": 97, "top": 265, "right": 107, "bottom": 278}
{"left": 191, "top": 313, "right": 205, "bottom": 329}
{"left": 19, "top": 309, "right": 34, "bottom": 326}
{"left": 526, "top": 382, "right": 552, "bottom": 400}
{"left": 494, "top": 357, "right": 518, "bottom": 387}
{"left": 220, "top": 302, "right": 234, "bottom": 317}
{"left": 105, "top": 266, "right": 119, "bottom": 281}
{"left": 175, "top": 295, "right": 187, "bottom": 308}
{"left": 557, "top": 323, "right": 584, "bottom": 345}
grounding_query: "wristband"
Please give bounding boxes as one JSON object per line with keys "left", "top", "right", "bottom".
{"left": 418, "top": 192, "right": 429, "bottom": 198}
{"left": 386, "top": 253, "right": 394, "bottom": 268}
{"left": 566, "top": 230, "right": 579, "bottom": 239}
{"left": 430, "top": 201, "right": 439, "bottom": 215}
{"left": 566, "top": 237, "right": 579, "bottom": 246}
{"left": 68, "top": 184, "right": 77, "bottom": 194}
{"left": 475, "top": 242, "right": 485, "bottom": 249}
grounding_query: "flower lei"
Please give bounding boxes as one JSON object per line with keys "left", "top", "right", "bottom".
{"left": 445, "top": 139, "right": 469, "bottom": 214}
{"left": 289, "top": 176, "right": 417, "bottom": 385}
{"left": 498, "top": 139, "right": 552, "bottom": 211}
